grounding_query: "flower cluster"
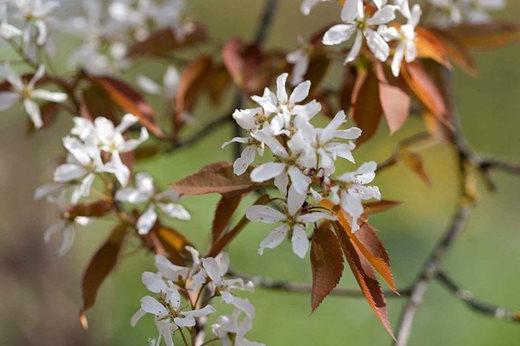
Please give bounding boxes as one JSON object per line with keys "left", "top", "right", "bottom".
{"left": 321, "top": 0, "right": 421, "bottom": 76}
{"left": 60, "top": 0, "right": 190, "bottom": 75}
{"left": 35, "top": 114, "right": 152, "bottom": 255}
{"left": 132, "top": 248, "right": 262, "bottom": 346}
{"left": 427, "top": 0, "right": 505, "bottom": 27}
{"left": 226, "top": 73, "right": 381, "bottom": 258}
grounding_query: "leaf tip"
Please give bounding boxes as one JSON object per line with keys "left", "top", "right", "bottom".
{"left": 79, "top": 312, "right": 89, "bottom": 330}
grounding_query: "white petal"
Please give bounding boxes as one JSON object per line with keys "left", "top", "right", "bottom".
{"left": 23, "top": 99, "right": 43, "bottom": 128}
{"left": 287, "top": 166, "right": 310, "bottom": 194}
{"left": 130, "top": 308, "right": 146, "bottom": 327}
{"left": 274, "top": 171, "right": 289, "bottom": 196}
{"left": 32, "top": 89, "right": 67, "bottom": 102}
{"left": 0, "top": 92, "right": 20, "bottom": 111}
{"left": 289, "top": 80, "right": 311, "bottom": 104}
{"left": 104, "top": 153, "right": 130, "bottom": 186}
{"left": 392, "top": 44, "right": 405, "bottom": 77}
{"left": 276, "top": 73, "right": 289, "bottom": 104}
{"left": 322, "top": 24, "right": 355, "bottom": 45}
{"left": 137, "top": 75, "right": 161, "bottom": 95}
{"left": 258, "top": 224, "right": 289, "bottom": 255}
{"left": 136, "top": 206, "right": 157, "bottom": 235}
{"left": 365, "top": 29, "right": 390, "bottom": 62}
{"left": 341, "top": 0, "right": 361, "bottom": 22}
{"left": 246, "top": 205, "right": 286, "bottom": 223}
{"left": 135, "top": 172, "right": 155, "bottom": 194}
{"left": 54, "top": 164, "right": 87, "bottom": 182}
{"left": 233, "top": 108, "right": 259, "bottom": 130}
{"left": 202, "top": 257, "right": 222, "bottom": 284}
{"left": 291, "top": 225, "right": 309, "bottom": 258}
{"left": 57, "top": 224, "right": 75, "bottom": 257}
{"left": 367, "top": 5, "right": 396, "bottom": 25}
{"left": 142, "top": 272, "right": 168, "bottom": 293}
{"left": 293, "top": 100, "right": 322, "bottom": 120}
{"left": 287, "top": 184, "right": 306, "bottom": 216}
{"left": 158, "top": 203, "right": 191, "bottom": 220}
{"left": 233, "top": 145, "right": 256, "bottom": 175}
{"left": 250, "top": 162, "right": 285, "bottom": 182}
{"left": 345, "top": 31, "right": 363, "bottom": 64}
{"left": 140, "top": 296, "right": 167, "bottom": 316}
{"left": 116, "top": 113, "right": 139, "bottom": 133}
{"left": 297, "top": 212, "right": 335, "bottom": 223}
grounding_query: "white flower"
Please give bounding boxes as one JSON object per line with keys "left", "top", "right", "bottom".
{"left": 116, "top": 172, "right": 190, "bottom": 235}
{"left": 137, "top": 66, "right": 179, "bottom": 100}
{"left": 333, "top": 161, "right": 381, "bottom": 231}
{"left": 246, "top": 204, "right": 334, "bottom": 258}
{"left": 383, "top": 3, "right": 422, "bottom": 76}
{"left": 131, "top": 286, "right": 215, "bottom": 346}
{"left": 322, "top": 0, "right": 397, "bottom": 63}
{"left": 293, "top": 110, "right": 361, "bottom": 176}
{"left": 93, "top": 113, "right": 149, "bottom": 186}
{"left": 53, "top": 136, "right": 104, "bottom": 201}
{"left": 0, "top": 65, "right": 67, "bottom": 128}
{"left": 42, "top": 190, "right": 90, "bottom": 256}
{"left": 251, "top": 73, "right": 318, "bottom": 134}
{"left": 14, "top": 0, "right": 59, "bottom": 46}
{"left": 212, "top": 308, "right": 264, "bottom": 346}
{"left": 201, "top": 253, "right": 254, "bottom": 306}
{"left": 461, "top": 0, "right": 505, "bottom": 23}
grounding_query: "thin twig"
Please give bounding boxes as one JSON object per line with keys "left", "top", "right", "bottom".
{"left": 436, "top": 271, "right": 520, "bottom": 323}
{"left": 478, "top": 158, "right": 520, "bottom": 175}
{"left": 168, "top": 113, "right": 231, "bottom": 152}
{"left": 232, "top": 272, "right": 409, "bottom": 298}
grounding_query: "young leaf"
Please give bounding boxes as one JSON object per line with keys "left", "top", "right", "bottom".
{"left": 416, "top": 27, "right": 452, "bottom": 68}
{"left": 305, "top": 52, "right": 331, "bottom": 92}
{"left": 429, "top": 29, "right": 477, "bottom": 76}
{"left": 79, "top": 85, "right": 118, "bottom": 121}
{"left": 79, "top": 223, "right": 128, "bottom": 329}
{"left": 310, "top": 222, "right": 344, "bottom": 312}
{"left": 171, "top": 162, "right": 263, "bottom": 197}
{"left": 402, "top": 61, "right": 448, "bottom": 124}
{"left": 90, "top": 76, "right": 165, "bottom": 138}
{"left": 127, "top": 25, "right": 207, "bottom": 58}
{"left": 400, "top": 149, "right": 431, "bottom": 186}
{"left": 67, "top": 199, "right": 114, "bottom": 219}
{"left": 336, "top": 226, "right": 394, "bottom": 338}
{"left": 352, "top": 69, "right": 383, "bottom": 144}
{"left": 445, "top": 22, "right": 520, "bottom": 50}
{"left": 373, "top": 62, "right": 411, "bottom": 134}
{"left": 363, "top": 200, "right": 401, "bottom": 215}
{"left": 175, "top": 56, "right": 214, "bottom": 133}
{"left": 212, "top": 194, "right": 243, "bottom": 243}
{"left": 321, "top": 200, "right": 396, "bottom": 291}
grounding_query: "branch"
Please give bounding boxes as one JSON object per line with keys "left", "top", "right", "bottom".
{"left": 232, "top": 272, "right": 409, "bottom": 298}
{"left": 478, "top": 158, "right": 520, "bottom": 175}
{"left": 436, "top": 271, "right": 520, "bottom": 323}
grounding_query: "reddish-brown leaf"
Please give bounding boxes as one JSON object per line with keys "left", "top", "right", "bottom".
{"left": 402, "top": 61, "right": 448, "bottom": 124}
{"left": 305, "top": 52, "right": 330, "bottom": 92}
{"left": 373, "top": 62, "right": 411, "bottom": 134}
{"left": 336, "top": 226, "right": 394, "bottom": 338}
{"left": 68, "top": 199, "right": 114, "bottom": 219}
{"left": 339, "top": 66, "right": 357, "bottom": 113}
{"left": 156, "top": 225, "right": 192, "bottom": 265}
{"left": 400, "top": 149, "right": 431, "bottom": 186}
{"left": 79, "top": 85, "right": 117, "bottom": 121}
{"left": 445, "top": 22, "right": 520, "bottom": 50}
{"left": 208, "top": 194, "right": 271, "bottom": 257}
{"left": 171, "top": 162, "right": 262, "bottom": 197}
{"left": 127, "top": 25, "right": 207, "bottom": 58}
{"left": 352, "top": 69, "right": 382, "bottom": 144}
{"left": 212, "top": 194, "right": 243, "bottom": 243}
{"left": 429, "top": 29, "right": 477, "bottom": 76}
{"left": 310, "top": 222, "right": 344, "bottom": 311}
{"left": 222, "top": 38, "right": 273, "bottom": 94}
{"left": 79, "top": 223, "right": 128, "bottom": 329}
{"left": 90, "top": 76, "right": 164, "bottom": 138}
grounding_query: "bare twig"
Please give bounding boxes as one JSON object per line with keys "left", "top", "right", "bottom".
{"left": 169, "top": 112, "right": 231, "bottom": 152}
{"left": 436, "top": 271, "right": 520, "bottom": 323}
{"left": 478, "top": 158, "right": 520, "bottom": 175}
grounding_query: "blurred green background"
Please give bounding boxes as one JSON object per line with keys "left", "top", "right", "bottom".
{"left": 1, "top": 1, "right": 520, "bottom": 345}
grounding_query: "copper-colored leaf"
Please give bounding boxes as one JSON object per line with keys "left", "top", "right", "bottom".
{"left": 175, "top": 56, "right": 214, "bottom": 133}
{"left": 79, "top": 85, "right": 117, "bottom": 121}
{"left": 68, "top": 199, "right": 114, "bottom": 219}
{"left": 155, "top": 225, "right": 192, "bottom": 265}
{"left": 352, "top": 69, "right": 382, "bottom": 144}
{"left": 400, "top": 149, "right": 431, "bottom": 186}
{"left": 336, "top": 226, "right": 394, "bottom": 338}
{"left": 79, "top": 223, "right": 128, "bottom": 329}
{"left": 339, "top": 66, "right": 357, "bottom": 113}
{"left": 127, "top": 25, "right": 207, "bottom": 58}
{"left": 208, "top": 194, "right": 270, "bottom": 257}
{"left": 429, "top": 29, "right": 477, "bottom": 76}
{"left": 212, "top": 194, "right": 243, "bottom": 243}
{"left": 373, "top": 62, "right": 411, "bottom": 134}
{"left": 321, "top": 200, "right": 396, "bottom": 291}
{"left": 416, "top": 27, "right": 452, "bottom": 68}
{"left": 445, "top": 22, "right": 520, "bottom": 49}
{"left": 171, "top": 162, "right": 262, "bottom": 197}
{"left": 305, "top": 52, "right": 330, "bottom": 92}
{"left": 363, "top": 200, "right": 401, "bottom": 215}
{"left": 402, "top": 61, "right": 448, "bottom": 124}
{"left": 310, "top": 222, "right": 344, "bottom": 311}
{"left": 90, "top": 76, "right": 164, "bottom": 138}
